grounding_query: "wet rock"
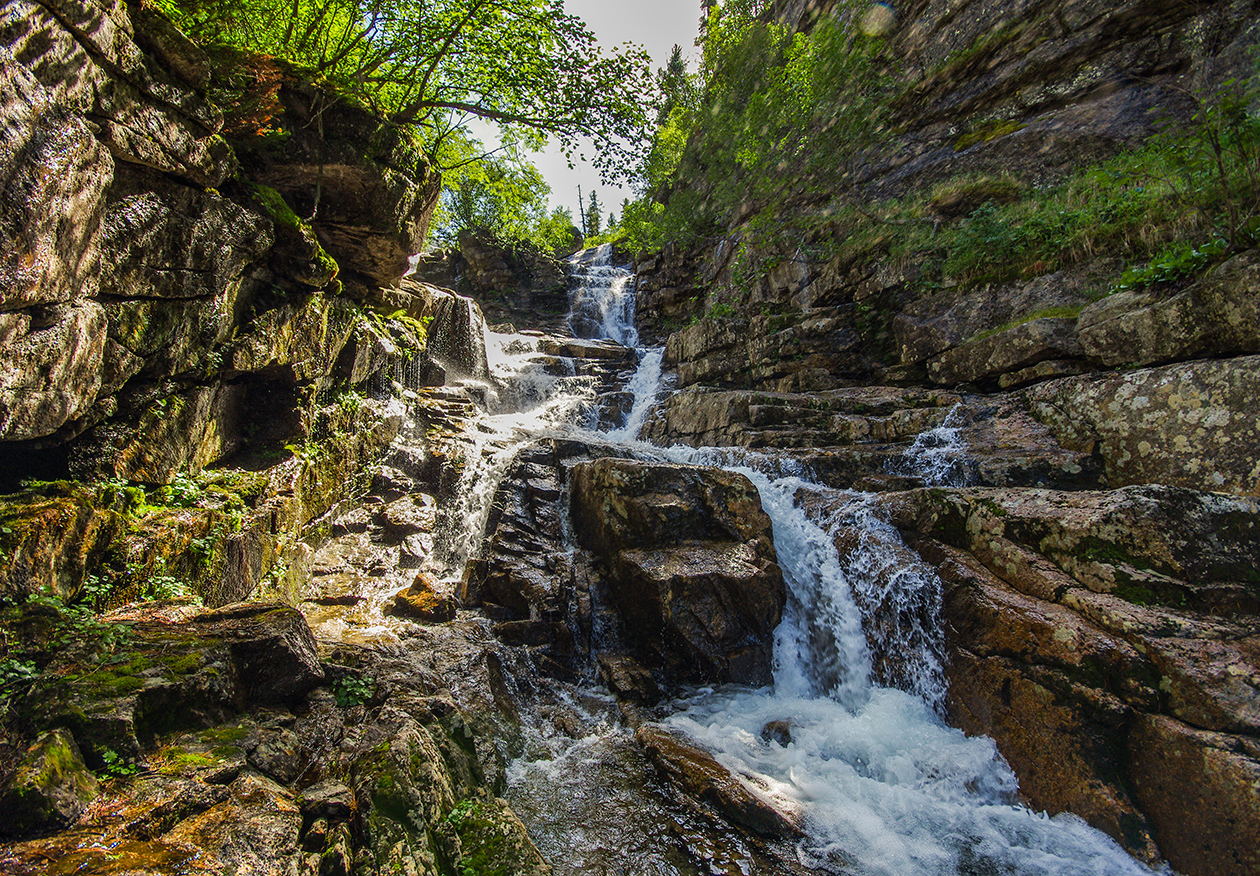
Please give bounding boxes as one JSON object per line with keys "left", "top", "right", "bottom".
{"left": 378, "top": 493, "right": 437, "bottom": 542}
{"left": 1024, "top": 355, "right": 1260, "bottom": 495}
{"left": 0, "top": 728, "right": 100, "bottom": 838}
{"left": 759, "top": 721, "right": 793, "bottom": 747}
{"left": 390, "top": 573, "right": 457, "bottom": 623}
{"left": 1129, "top": 713, "right": 1260, "bottom": 876}
{"left": 637, "top": 724, "right": 802, "bottom": 839}
{"left": 570, "top": 458, "right": 785, "bottom": 686}
{"left": 161, "top": 772, "right": 303, "bottom": 871}
{"left": 597, "top": 654, "right": 661, "bottom": 705}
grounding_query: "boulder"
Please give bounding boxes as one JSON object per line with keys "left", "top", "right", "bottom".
{"left": 570, "top": 458, "right": 785, "bottom": 685}
{"left": 247, "top": 81, "right": 441, "bottom": 288}
{"left": 636, "top": 723, "right": 801, "bottom": 839}
{"left": 1078, "top": 251, "right": 1260, "bottom": 368}
{"left": 0, "top": 728, "right": 100, "bottom": 838}
{"left": 188, "top": 603, "right": 325, "bottom": 704}
{"left": 390, "top": 573, "right": 457, "bottom": 623}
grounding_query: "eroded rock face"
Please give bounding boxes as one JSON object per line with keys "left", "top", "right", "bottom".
{"left": 876, "top": 484, "right": 1260, "bottom": 872}
{"left": 0, "top": 300, "right": 108, "bottom": 440}
{"left": 1024, "top": 355, "right": 1260, "bottom": 495}
{"left": 570, "top": 458, "right": 785, "bottom": 685}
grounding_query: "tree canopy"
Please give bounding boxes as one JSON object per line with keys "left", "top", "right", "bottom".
{"left": 161, "top": 0, "right": 652, "bottom": 180}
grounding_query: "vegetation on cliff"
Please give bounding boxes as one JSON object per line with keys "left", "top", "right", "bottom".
{"left": 157, "top": 0, "right": 650, "bottom": 250}
{"left": 621, "top": 0, "right": 1260, "bottom": 299}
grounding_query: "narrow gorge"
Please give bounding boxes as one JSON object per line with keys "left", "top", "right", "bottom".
{"left": 1, "top": 1, "right": 1258, "bottom": 875}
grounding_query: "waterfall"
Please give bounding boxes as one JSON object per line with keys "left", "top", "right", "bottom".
{"left": 652, "top": 449, "right": 1154, "bottom": 876}
{"left": 566, "top": 244, "right": 639, "bottom": 347}
{"left": 892, "top": 403, "right": 970, "bottom": 486}
{"left": 427, "top": 293, "right": 491, "bottom": 381}
{"left": 417, "top": 252, "right": 1152, "bottom": 876}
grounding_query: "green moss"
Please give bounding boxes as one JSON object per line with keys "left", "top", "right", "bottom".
{"left": 955, "top": 119, "right": 1027, "bottom": 151}
{"left": 963, "top": 305, "right": 1085, "bottom": 346}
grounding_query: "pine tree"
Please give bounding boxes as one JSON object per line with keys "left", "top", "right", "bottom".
{"left": 586, "top": 190, "right": 603, "bottom": 237}
{"left": 655, "top": 44, "right": 693, "bottom": 126}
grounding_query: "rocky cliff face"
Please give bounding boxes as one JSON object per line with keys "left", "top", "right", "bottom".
{"left": 631, "top": 0, "right": 1260, "bottom": 873}
{"left": 0, "top": 4, "right": 553, "bottom": 873}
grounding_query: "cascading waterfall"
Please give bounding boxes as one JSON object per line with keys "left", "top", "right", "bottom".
{"left": 432, "top": 249, "right": 1154, "bottom": 876}
{"left": 566, "top": 243, "right": 640, "bottom": 347}
{"left": 651, "top": 451, "right": 1155, "bottom": 876}
{"left": 892, "top": 403, "right": 970, "bottom": 486}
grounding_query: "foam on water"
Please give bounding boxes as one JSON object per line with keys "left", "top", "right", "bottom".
{"left": 647, "top": 449, "right": 1160, "bottom": 876}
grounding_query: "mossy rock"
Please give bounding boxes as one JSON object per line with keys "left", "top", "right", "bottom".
{"left": 0, "top": 728, "right": 100, "bottom": 838}
{"left": 444, "top": 798, "right": 551, "bottom": 876}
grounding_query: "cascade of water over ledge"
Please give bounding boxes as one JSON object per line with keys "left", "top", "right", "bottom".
{"left": 312, "top": 247, "right": 1162, "bottom": 876}
{"left": 487, "top": 249, "right": 1160, "bottom": 876}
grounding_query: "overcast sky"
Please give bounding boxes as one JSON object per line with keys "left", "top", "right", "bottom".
{"left": 531, "top": 0, "right": 703, "bottom": 224}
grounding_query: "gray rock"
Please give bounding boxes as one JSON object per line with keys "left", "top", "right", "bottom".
{"left": 1078, "top": 251, "right": 1260, "bottom": 368}
{"left": 1024, "top": 355, "right": 1260, "bottom": 495}
{"left": 0, "top": 300, "right": 107, "bottom": 440}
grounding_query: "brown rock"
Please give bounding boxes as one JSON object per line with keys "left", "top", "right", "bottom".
{"left": 1129, "top": 713, "right": 1260, "bottom": 876}
{"left": 637, "top": 724, "right": 801, "bottom": 839}
{"left": 570, "top": 458, "right": 785, "bottom": 685}
{"left": 390, "top": 573, "right": 457, "bottom": 623}
{"left": 597, "top": 653, "right": 661, "bottom": 704}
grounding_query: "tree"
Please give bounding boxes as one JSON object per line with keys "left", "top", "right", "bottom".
{"left": 159, "top": 0, "right": 652, "bottom": 179}
{"left": 655, "top": 44, "right": 694, "bottom": 126}
{"left": 585, "top": 190, "right": 603, "bottom": 237}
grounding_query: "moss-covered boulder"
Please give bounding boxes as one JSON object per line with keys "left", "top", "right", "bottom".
{"left": 0, "top": 728, "right": 100, "bottom": 838}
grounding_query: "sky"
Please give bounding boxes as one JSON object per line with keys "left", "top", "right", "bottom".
{"left": 531, "top": 0, "right": 703, "bottom": 225}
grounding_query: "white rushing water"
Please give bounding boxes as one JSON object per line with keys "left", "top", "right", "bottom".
{"left": 459, "top": 247, "right": 1159, "bottom": 876}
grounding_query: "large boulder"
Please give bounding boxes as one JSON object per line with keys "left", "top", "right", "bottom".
{"left": 570, "top": 458, "right": 785, "bottom": 685}
{"left": 1077, "top": 251, "right": 1260, "bottom": 368}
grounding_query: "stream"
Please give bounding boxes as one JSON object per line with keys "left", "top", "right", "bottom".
{"left": 336, "top": 245, "right": 1165, "bottom": 876}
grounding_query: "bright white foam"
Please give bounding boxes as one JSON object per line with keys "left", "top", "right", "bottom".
{"left": 666, "top": 687, "right": 1153, "bottom": 876}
